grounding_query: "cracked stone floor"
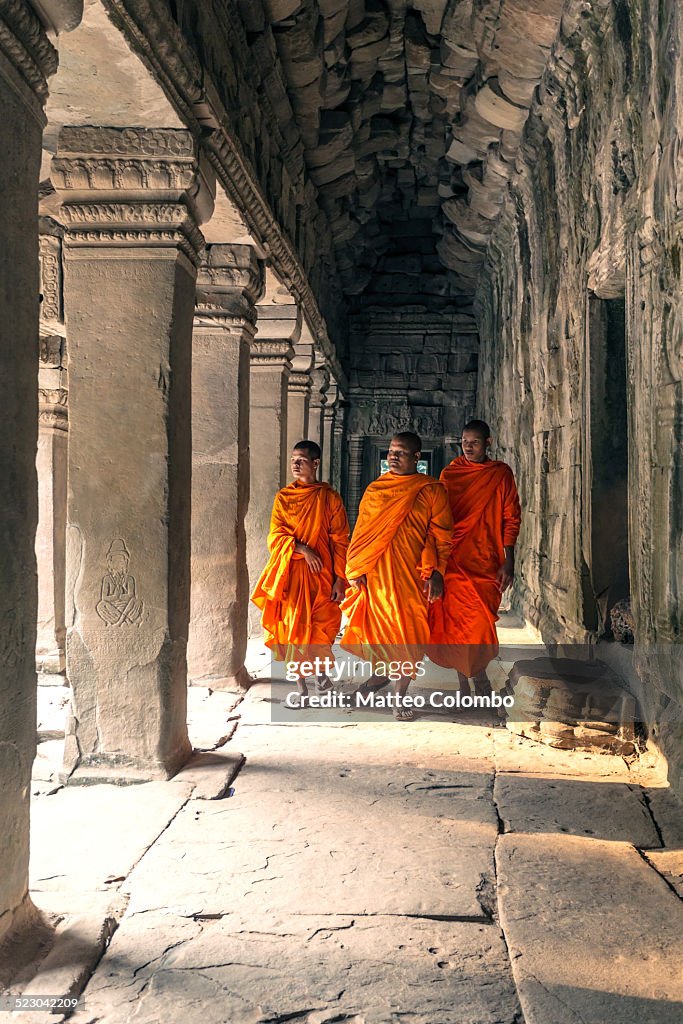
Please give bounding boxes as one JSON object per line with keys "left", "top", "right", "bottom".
{"left": 5, "top": 620, "right": 683, "bottom": 1024}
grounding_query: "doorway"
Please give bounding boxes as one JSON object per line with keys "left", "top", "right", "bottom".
{"left": 583, "top": 295, "right": 630, "bottom": 635}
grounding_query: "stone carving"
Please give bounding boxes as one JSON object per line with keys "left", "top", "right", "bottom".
{"left": 353, "top": 405, "right": 443, "bottom": 439}
{"left": 0, "top": 0, "right": 59, "bottom": 101}
{"left": 610, "top": 598, "right": 635, "bottom": 644}
{"left": 250, "top": 339, "right": 294, "bottom": 365}
{"left": 505, "top": 658, "right": 636, "bottom": 756}
{"left": 96, "top": 539, "right": 144, "bottom": 627}
{"left": 39, "top": 335, "right": 62, "bottom": 366}
{"left": 38, "top": 235, "right": 62, "bottom": 323}
{"left": 195, "top": 244, "right": 264, "bottom": 323}
{"left": 58, "top": 126, "right": 195, "bottom": 158}
{"left": 52, "top": 128, "right": 212, "bottom": 264}
{"left": 52, "top": 158, "right": 197, "bottom": 192}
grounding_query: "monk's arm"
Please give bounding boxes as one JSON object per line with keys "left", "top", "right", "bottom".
{"left": 421, "top": 485, "right": 453, "bottom": 602}
{"left": 498, "top": 472, "right": 521, "bottom": 590}
{"left": 267, "top": 495, "right": 297, "bottom": 563}
{"left": 329, "top": 494, "right": 350, "bottom": 601}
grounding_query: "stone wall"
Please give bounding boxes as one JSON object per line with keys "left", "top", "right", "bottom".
{"left": 476, "top": 0, "right": 683, "bottom": 789}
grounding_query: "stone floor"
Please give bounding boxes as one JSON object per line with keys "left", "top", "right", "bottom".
{"left": 5, "top": 619, "right": 683, "bottom": 1023}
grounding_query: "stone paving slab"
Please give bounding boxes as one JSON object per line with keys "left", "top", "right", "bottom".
{"left": 66, "top": 912, "right": 522, "bottom": 1024}
{"left": 124, "top": 768, "right": 497, "bottom": 922}
{"left": 644, "top": 849, "right": 683, "bottom": 900}
{"left": 496, "top": 832, "right": 683, "bottom": 1024}
{"left": 494, "top": 771, "right": 661, "bottom": 846}
{"left": 30, "top": 781, "right": 193, "bottom": 899}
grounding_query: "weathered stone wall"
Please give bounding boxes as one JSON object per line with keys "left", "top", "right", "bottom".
{"left": 476, "top": 0, "right": 683, "bottom": 788}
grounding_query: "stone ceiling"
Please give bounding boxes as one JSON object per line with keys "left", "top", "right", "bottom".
{"left": 236, "top": 0, "right": 565, "bottom": 304}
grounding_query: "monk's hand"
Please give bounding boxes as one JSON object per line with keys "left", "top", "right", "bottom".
{"left": 331, "top": 576, "right": 346, "bottom": 603}
{"left": 348, "top": 574, "right": 367, "bottom": 590}
{"left": 296, "top": 543, "right": 323, "bottom": 573}
{"left": 497, "top": 552, "right": 514, "bottom": 592}
{"left": 424, "top": 570, "right": 444, "bottom": 603}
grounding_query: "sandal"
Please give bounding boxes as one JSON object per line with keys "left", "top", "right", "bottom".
{"left": 394, "top": 706, "right": 415, "bottom": 722}
{"left": 315, "top": 675, "right": 334, "bottom": 693}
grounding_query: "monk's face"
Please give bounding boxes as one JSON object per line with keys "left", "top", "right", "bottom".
{"left": 291, "top": 448, "right": 319, "bottom": 484}
{"left": 387, "top": 438, "right": 420, "bottom": 475}
{"left": 461, "top": 429, "right": 491, "bottom": 463}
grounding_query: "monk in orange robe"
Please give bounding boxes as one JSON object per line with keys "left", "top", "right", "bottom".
{"left": 341, "top": 432, "right": 452, "bottom": 720}
{"left": 429, "top": 419, "right": 521, "bottom": 688}
{"left": 251, "top": 440, "right": 349, "bottom": 697}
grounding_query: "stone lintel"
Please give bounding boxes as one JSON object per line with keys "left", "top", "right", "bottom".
{"left": 52, "top": 127, "right": 215, "bottom": 266}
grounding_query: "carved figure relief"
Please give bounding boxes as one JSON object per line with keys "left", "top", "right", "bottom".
{"left": 96, "top": 539, "right": 144, "bottom": 627}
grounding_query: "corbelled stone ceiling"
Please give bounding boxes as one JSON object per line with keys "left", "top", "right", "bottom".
{"left": 236, "top": 0, "right": 565, "bottom": 304}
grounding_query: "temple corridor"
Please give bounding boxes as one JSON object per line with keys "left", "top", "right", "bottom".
{"left": 1, "top": 619, "right": 681, "bottom": 1023}
{"left": 2, "top": 0, "right": 683, "bottom": 1019}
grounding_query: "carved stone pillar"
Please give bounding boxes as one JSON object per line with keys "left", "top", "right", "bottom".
{"left": 0, "top": 0, "right": 67, "bottom": 946}
{"left": 286, "top": 343, "right": 314, "bottom": 454}
{"left": 36, "top": 221, "right": 67, "bottom": 674}
{"left": 322, "top": 380, "right": 337, "bottom": 483}
{"left": 332, "top": 400, "right": 347, "bottom": 497}
{"left": 246, "top": 303, "right": 301, "bottom": 635}
{"left": 188, "top": 244, "right": 264, "bottom": 689}
{"left": 53, "top": 126, "right": 214, "bottom": 782}
{"left": 308, "top": 364, "right": 329, "bottom": 454}
{"left": 346, "top": 425, "right": 363, "bottom": 525}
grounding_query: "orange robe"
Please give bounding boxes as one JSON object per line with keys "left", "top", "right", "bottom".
{"left": 429, "top": 456, "right": 521, "bottom": 676}
{"left": 251, "top": 481, "right": 349, "bottom": 668}
{"left": 341, "top": 472, "right": 452, "bottom": 670}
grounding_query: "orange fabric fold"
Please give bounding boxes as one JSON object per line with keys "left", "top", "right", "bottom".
{"left": 341, "top": 473, "right": 452, "bottom": 668}
{"left": 251, "top": 481, "right": 349, "bottom": 666}
{"left": 429, "top": 456, "right": 521, "bottom": 676}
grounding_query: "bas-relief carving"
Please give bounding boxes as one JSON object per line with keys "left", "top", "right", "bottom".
{"left": 96, "top": 539, "right": 144, "bottom": 627}
{"left": 348, "top": 403, "right": 443, "bottom": 439}
{"left": 38, "top": 235, "right": 62, "bottom": 322}
{"left": 58, "top": 126, "right": 195, "bottom": 157}
{"left": 39, "top": 335, "right": 63, "bottom": 366}
{"left": 51, "top": 158, "right": 197, "bottom": 192}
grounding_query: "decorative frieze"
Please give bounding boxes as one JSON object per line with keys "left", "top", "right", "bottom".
{"left": 53, "top": 127, "right": 214, "bottom": 265}
{"left": 38, "top": 233, "right": 62, "bottom": 323}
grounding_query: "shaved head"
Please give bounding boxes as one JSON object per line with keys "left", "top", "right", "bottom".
{"left": 292, "top": 439, "right": 321, "bottom": 461}
{"left": 391, "top": 431, "right": 422, "bottom": 454}
{"left": 462, "top": 419, "right": 491, "bottom": 441}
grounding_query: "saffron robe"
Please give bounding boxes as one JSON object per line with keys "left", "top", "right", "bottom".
{"left": 341, "top": 472, "right": 452, "bottom": 668}
{"left": 429, "top": 456, "right": 521, "bottom": 676}
{"left": 251, "top": 481, "right": 349, "bottom": 666}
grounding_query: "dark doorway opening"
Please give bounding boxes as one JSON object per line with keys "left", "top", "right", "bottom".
{"left": 583, "top": 295, "right": 630, "bottom": 636}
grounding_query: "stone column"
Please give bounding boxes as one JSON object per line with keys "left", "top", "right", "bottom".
{"left": 36, "top": 222, "right": 68, "bottom": 674}
{"left": 322, "top": 380, "right": 338, "bottom": 483}
{"left": 308, "top": 364, "right": 329, "bottom": 452}
{"left": 53, "top": 126, "right": 214, "bottom": 782}
{"left": 246, "top": 303, "right": 300, "bottom": 635}
{"left": 0, "top": 0, "right": 63, "bottom": 945}
{"left": 332, "top": 399, "right": 347, "bottom": 497}
{"left": 347, "top": 434, "right": 364, "bottom": 526}
{"left": 286, "top": 343, "right": 314, "bottom": 453}
{"left": 188, "top": 245, "right": 264, "bottom": 689}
